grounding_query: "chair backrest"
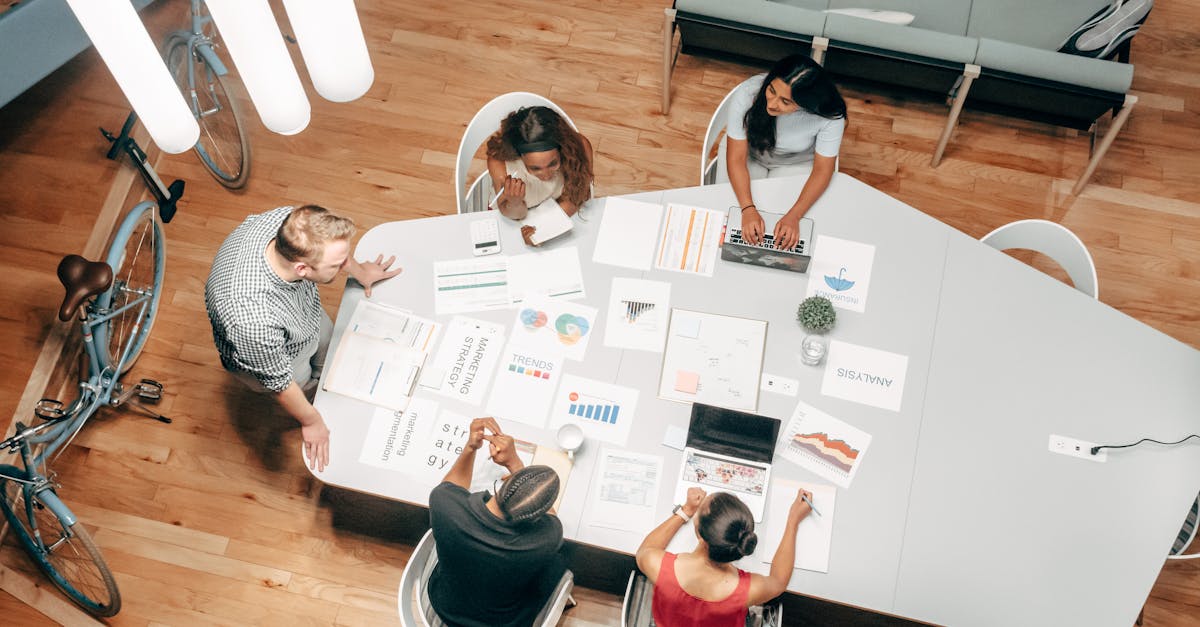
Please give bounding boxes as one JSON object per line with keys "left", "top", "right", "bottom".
{"left": 455, "top": 92, "right": 578, "bottom": 214}
{"left": 398, "top": 529, "right": 438, "bottom": 627}
{"left": 701, "top": 86, "right": 741, "bottom": 185}
{"left": 620, "top": 570, "right": 782, "bottom": 627}
{"left": 1168, "top": 492, "right": 1200, "bottom": 560}
{"left": 530, "top": 569, "right": 575, "bottom": 627}
{"left": 980, "top": 219, "right": 1099, "bottom": 299}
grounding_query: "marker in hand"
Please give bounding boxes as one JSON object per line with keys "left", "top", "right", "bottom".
{"left": 801, "top": 492, "right": 822, "bottom": 517}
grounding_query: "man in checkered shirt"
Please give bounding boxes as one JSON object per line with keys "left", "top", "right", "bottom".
{"left": 206, "top": 205, "right": 401, "bottom": 471}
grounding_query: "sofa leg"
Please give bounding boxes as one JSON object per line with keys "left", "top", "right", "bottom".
{"left": 932, "top": 64, "right": 980, "bottom": 167}
{"left": 811, "top": 36, "right": 829, "bottom": 66}
{"left": 662, "top": 8, "right": 677, "bottom": 115}
{"left": 1072, "top": 93, "right": 1137, "bottom": 195}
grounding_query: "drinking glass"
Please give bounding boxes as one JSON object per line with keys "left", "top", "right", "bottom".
{"left": 800, "top": 334, "right": 828, "bottom": 366}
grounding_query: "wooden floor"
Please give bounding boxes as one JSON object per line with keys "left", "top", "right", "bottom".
{"left": 0, "top": 0, "right": 1197, "bottom": 624}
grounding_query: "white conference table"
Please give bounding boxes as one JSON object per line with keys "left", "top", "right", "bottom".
{"left": 312, "top": 174, "right": 1200, "bottom": 627}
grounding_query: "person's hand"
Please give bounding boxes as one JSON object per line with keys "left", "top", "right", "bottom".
{"left": 740, "top": 206, "right": 765, "bottom": 246}
{"left": 788, "top": 488, "right": 813, "bottom": 524}
{"left": 355, "top": 254, "right": 403, "bottom": 297}
{"left": 466, "top": 417, "right": 503, "bottom": 452}
{"left": 773, "top": 213, "right": 802, "bottom": 251}
{"left": 501, "top": 175, "right": 526, "bottom": 206}
{"left": 682, "top": 487, "right": 707, "bottom": 518}
{"left": 521, "top": 225, "right": 539, "bottom": 247}
{"left": 486, "top": 432, "right": 524, "bottom": 472}
{"left": 302, "top": 418, "right": 330, "bottom": 472}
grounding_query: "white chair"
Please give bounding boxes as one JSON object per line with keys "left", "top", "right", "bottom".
{"left": 399, "top": 529, "right": 576, "bottom": 626}
{"left": 980, "top": 219, "right": 1099, "bottom": 299}
{"left": 620, "top": 570, "right": 782, "bottom": 627}
{"left": 455, "top": 92, "right": 579, "bottom": 215}
{"left": 1167, "top": 492, "right": 1200, "bottom": 561}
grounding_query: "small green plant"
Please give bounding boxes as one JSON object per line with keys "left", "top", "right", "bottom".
{"left": 797, "top": 296, "right": 836, "bottom": 333}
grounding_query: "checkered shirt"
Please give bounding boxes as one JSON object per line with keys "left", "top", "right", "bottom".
{"left": 205, "top": 206, "right": 324, "bottom": 392}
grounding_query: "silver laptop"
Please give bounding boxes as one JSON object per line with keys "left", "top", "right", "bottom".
{"left": 673, "top": 403, "right": 781, "bottom": 523}
{"left": 721, "top": 208, "right": 814, "bottom": 273}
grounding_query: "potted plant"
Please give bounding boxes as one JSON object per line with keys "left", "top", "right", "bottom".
{"left": 796, "top": 296, "right": 836, "bottom": 365}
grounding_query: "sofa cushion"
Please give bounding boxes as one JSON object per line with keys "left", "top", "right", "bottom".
{"left": 825, "top": 0, "right": 970, "bottom": 34}
{"left": 770, "top": 0, "right": 832, "bottom": 10}
{"left": 975, "top": 38, "right": 1134, "bottom": 93}
{"left": 823, "top": 13, "right": 979, "bottom": 64}
{"left": 825, "top": 8, "right": 915, "bottom": 25}
{"left": 967, "top": 0, "right": 1114, "bottom": 50}
{"left": 1059, "top": 0, "right": 1153, "bottom": 58}
{"left": 677, "top": 0, "right": 828, "bottom": 38}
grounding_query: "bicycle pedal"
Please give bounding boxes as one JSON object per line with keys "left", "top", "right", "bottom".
{"left": 34, "top": 399, "right": 66, "bottom": 420}
{"left": 137, "top": 378, "right": 163, "bottom": 402}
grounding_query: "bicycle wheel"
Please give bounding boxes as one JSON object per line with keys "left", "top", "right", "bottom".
{"left": 164, "top": 31, "right": 251, "bottom": 189}
{"left": 94, "top": 201, "right": 165, "bottom": 374}
{"left": 0, "top": 482, "right": 121, "bottom": 617}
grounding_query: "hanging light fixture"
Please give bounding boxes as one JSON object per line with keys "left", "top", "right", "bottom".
{"left": 63, "top": 0, "right": 199, "bottom": 154}
{"left": 204, "top": 0, "right": 311, "bottom": 135}
{"left": 282, "top": 0, "right": 375, "bottom": 103}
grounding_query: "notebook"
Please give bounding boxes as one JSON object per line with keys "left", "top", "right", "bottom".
{"left": 721, "top": 208, "right": 814, "bottom": 273}
{"left": 673, "top": 403, "right": 781, "bottom": 522}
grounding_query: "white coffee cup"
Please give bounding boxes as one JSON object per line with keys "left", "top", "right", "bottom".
{"left": 556, "top": 423, "right": 584, "bottom": 460}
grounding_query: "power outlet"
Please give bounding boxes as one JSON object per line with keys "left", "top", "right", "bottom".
{"left": 1048, "top": 434, "right": 1107, "bottom": 462}
{"left": 760, "top": 373, "right": 799, "bottom": 397}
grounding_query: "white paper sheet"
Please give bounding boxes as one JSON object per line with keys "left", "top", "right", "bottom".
{"left": 592, "top": 198, "right": 665, "bottom": 270}
{"left": 433, "top": 257, "right": 510, "bottom": 315}
{"left": 654, "top": 203, "right": 724, "bottom": 277}
{"left": 484, "top": 345, "right": 564, "bottom": 428}
{"left": 425, "top": 317, "right": 505, "bottom": 406}
{"left": 413, "top": 408, "right": 473, "bottom": 486}
{"left": 759, "top": 479, "right": 837, "bottom": 573}
{"left": 820, "top": 340, "right": 909, "bottom": 412}
{"left": 507, "top": 246, "right": 586, "bottom": 303}
{"left": 525, "top": 198, "right": 574, "bottom": 245}
{"left": 587, "top": 448, "right": 663, "bottom": 533}
{"left": 805, "top": 235, "right": 877, "bottom": 313}
{"left": 548, "top": 375, "right": 639, "bottom": 447}
{"left": 359, "top": 399, "right": 440, "bottom": 471}
{"left": 657, "top": 309, "right": 766, "bottom": 412}
{"left": 508, "top": 297, "right": 597, "bottom": 361}
{"left": 322, "top": 332, "right": 425, "bottom": 410}
{"left": 779, "top": 400, "right": 872, "bottom": 489}
{"left": 470, "top": 439, "right": 537, "bottom": 494}
{"left": 603, "top": 277, "right": 671, "bottom": 352}
{"left": 347, "top": 300, "right": 440, "bottom": 352}
{"left": 662, "top": 424, "right": 687, "bottom": 451}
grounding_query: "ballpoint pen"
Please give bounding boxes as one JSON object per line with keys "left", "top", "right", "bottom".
{"left": 801, "top": 492, "right": 821, "bottom": 517}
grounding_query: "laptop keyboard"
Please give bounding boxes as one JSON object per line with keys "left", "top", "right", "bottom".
{"left": 728, "top": 229, "right": 806, "bottom": 254}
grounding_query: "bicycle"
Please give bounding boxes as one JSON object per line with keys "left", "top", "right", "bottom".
{"left": 0, "top": 199, "right": 170, "bottom": 617}
{"left": 162, "top": 0, "right": 251, "bottom": 189}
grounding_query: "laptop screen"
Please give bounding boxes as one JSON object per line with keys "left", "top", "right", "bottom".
{"left": 685, "top": 403, "right": 780, "bottom": 464}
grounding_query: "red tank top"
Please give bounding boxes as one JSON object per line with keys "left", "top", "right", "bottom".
{"left": 651, "top": 552, "right": 750, "bottom": 627}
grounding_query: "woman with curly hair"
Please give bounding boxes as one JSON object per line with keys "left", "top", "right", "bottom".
{"left": 720, "top": 54, "right": 847, "bottom": 251}
{"left": 486, "top": 106, "right": 594, "bottom": 245}
{"left": 635, "top": 487, "right": 813, "bottom": 626}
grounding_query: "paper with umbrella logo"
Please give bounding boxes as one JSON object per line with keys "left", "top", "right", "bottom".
{"left": 805, "top": 235, "right": 876, "bottom": 313}
{"left": 507, "top": 297, "right": 597, "bottom": 361}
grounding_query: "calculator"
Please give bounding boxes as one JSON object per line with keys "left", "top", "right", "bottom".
{"left": 469, "top": 217, "right": 501, "bottom": 256}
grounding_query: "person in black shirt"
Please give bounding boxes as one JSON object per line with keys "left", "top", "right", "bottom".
{"left": 427, "top": 417, "right": 565, "bottom": 627}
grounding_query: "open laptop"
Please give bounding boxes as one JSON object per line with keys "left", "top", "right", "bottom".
{"left": 673, "top": 403, "right": 781, "bottom": 523}
{"left": 721, "top": 208, "right": 814, "bottom": 273}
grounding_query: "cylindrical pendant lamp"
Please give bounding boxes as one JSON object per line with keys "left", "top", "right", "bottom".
{"left": 205, "top": 0, "right": 311, "bottom": 135}
{"left": 282, "top": 0, "right": 375, "bottom": 102}
{"left": 64, "top": 0, "right": 199, "bottom": 154}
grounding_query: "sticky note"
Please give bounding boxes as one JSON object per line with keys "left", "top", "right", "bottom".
{"left": 674, "top": 370, "right": 699, "bottom": 394}
{"left": 674, "top": 315, "right": 701, "bottom": 339}
{"left": 663, "top": 425, "right": 688, "bottom": 451}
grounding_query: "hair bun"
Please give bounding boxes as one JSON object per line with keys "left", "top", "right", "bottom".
{"left": 737, "top": 530, "right": 758, "bottom": 557}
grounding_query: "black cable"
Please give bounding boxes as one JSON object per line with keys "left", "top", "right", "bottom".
{"left": 1090, "top": 434, "right": 1200, "bottom": 455}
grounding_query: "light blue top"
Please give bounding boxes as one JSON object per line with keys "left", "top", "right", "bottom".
{"left": 725, "top": 75, "right": 845, "bottom": 165}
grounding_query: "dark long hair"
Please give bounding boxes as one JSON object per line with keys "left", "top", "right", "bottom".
{"left": 495, "top": 465, "right": 560, "bottom": 524}
{"left": 697, "top": 493, "right": 758, "bottom": 563}
{"left": 486, "top": 106, "right": 593, "bottom": 207}
{"left": 744, "top": 54, "right": 847, "bottom": 154}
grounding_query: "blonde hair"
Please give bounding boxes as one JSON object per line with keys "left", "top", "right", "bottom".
{"left": 275, "top": 205, "right": 356, "bottom": 263}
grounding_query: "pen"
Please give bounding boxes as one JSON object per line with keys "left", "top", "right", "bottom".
{"left": 801, "top": 492, "right": 821, "bottom": 517}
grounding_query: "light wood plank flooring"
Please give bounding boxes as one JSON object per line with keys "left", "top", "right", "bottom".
{"left": 0, "top": 0, "right": 1197, "bottom": 624}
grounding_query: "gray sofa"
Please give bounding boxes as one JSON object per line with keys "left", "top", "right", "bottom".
{"left": 662, "top": 0, "right": 1143, "bottom": 194}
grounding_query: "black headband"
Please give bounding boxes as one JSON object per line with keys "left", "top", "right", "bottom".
{"left": 515, "top": 140, "right": 559, "bottom": 155}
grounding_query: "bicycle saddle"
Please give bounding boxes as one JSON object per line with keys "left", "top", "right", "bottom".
{"left": 57, "top": 255, "right": 113, "bottom": 322}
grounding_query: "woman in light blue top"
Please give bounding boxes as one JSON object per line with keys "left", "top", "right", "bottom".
{"left": 721, "top": 55, "right": 847, "bottom": 250}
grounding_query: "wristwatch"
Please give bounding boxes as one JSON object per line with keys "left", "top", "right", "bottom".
{"left": 672, "top": 504, "right": 691, "bottom": 523}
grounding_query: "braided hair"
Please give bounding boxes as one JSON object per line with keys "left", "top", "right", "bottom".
{"left": 697, "top": 492, "right": 758, "bottom": 563}
{"left": 495, "top": 465, "right": 560, "bottom": 524}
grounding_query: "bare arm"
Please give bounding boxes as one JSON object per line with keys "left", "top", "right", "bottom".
{"left": 487, "top": 156, "right": 529, "bottom": 220}
{"left": 442, "top": 417, "right": 503, "bottom": 489}
{"left": 345, "top": 255, "right": 402, "bottom": 297}
{"left": 276, "top": 382, "right": 329, "bottom": 472}
{"left": 747, "top": 488, "right": 812, "bottom": 605}
{"left": 772, "top": 154, "right": 837, "bottom": 250}
{"left": 727, "top": 138, "right": 767, "bottom": 245}
{"left": 635, "top": 487, "right": 705, "bottom": 583}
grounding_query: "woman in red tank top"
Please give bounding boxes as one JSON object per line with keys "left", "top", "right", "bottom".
{"left": 635, "top": 487, "right": 813, "bottom": 627}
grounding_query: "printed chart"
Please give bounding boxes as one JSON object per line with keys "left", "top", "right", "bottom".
{"left": 549, "top": 374, "right": 639, "bottom": 446}
{"left": 603, "top": 278, "right": 671, "bottom": 352}
{"left": 779, "top": 400, "right": 872, "bottom": 488}
{"left": 508, "top": 297, "right": 597, "bottom": 361}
